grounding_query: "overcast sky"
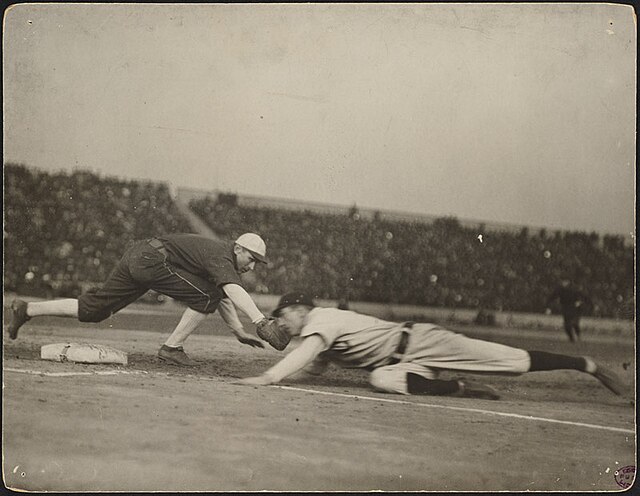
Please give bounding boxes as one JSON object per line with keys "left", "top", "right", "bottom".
{"left": 3, "top": 3, "right": 636, "bottom": 236}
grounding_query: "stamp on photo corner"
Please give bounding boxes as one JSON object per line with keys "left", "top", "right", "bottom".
{"left": 614, "top": 465, "right": 636, "bottom": 489}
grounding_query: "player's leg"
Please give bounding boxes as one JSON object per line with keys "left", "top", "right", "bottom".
{"left": 527, "top": 350, "right": 625, "bottom": 394}
{"left": 407, "top": 325, "right": 626, "bottom": 396}
{"left": 158, "top": 307, "right": 208, "bottom": 366}
{"left": 5, "top": 246, "right": 146, "bottom": 339}
{"left": 563, "top": 314, "right": 576, "bottom": 342}
{"left": 76, "top": 245, "right": 150, "bottom": 323}
{"left": 25, "top": 299, "right": 79, "bottom": 317}
{"left": 144, "top": 262, "right": 220, "bottom": 366}
{"left": 5, "top": 299, "right": 34, "bottom": 339}
{"left": 5, "top": 298, "right": 77, "bottom": 340}
{"left": 406, "top": 326, "right": 532, "bottom": 375}
{"left": 164, "top": 308, "right": 208, "bottom": 348}
{"left": 573, "top": 315, "right": 582, "bottom": 341}
{"left": 369, "top": 363, "right": 500, "bottom": 400}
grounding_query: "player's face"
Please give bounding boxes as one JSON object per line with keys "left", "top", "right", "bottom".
{"left": 235, "top": 247, "right": 257, "bottom": 273}
{"left": 276, "top": 306, "right": 304, "bottom": 336}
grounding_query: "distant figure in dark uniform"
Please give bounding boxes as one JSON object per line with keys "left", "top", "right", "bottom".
{"left": 546, "top": 279, "right": 592, "bottom": 342}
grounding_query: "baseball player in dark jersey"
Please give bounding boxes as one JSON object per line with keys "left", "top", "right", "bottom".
{"left": 546, "top": 279, "right": 593, "bottom": 342}
{"left": 6, "top": 233, "right": 274, "bottom": 366}
{"left": 238, "top": 293, "right": 626, "bottom": 399}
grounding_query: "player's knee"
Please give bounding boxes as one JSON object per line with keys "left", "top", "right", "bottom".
{"left": 77, "top": 294, "right": 117, "bottom": 323}
{"left": 78, "top": 306, "right": 110, "bottom": 323}
{"left": 78, "top": 311, "right": 109, "bottom": 323}
{"left": 369, "top": 367, "right": 407, "bottom": 395}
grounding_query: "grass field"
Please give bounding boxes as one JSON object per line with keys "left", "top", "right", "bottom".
{"left": 2, "top": 298, "right": 636, "bottom": 491}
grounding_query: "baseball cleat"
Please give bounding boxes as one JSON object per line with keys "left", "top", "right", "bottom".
{"left": 6, "top": 299, "right": 30, "bottom": 340}
{"left": 157, "top": 345, "right": 199, "bottom": 367}
{"left": 592, "top": 364, "right": 625, "bottom": 396}
{"left": 455, "top": 380, "right": 501, "bottom": 400}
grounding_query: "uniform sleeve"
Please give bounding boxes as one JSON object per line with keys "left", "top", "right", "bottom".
{"left": 217, "top": 297, "right": 244, "bottom": 332}
{"left": 263, "top": 335, "right": 326, "bottom": 383}
{"left": 222, "top": 284, "right": 265, "bottom": 323}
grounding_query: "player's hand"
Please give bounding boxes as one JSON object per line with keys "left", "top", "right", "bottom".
{"left": 232, "top": 329, "right": 265, "bottom": 348}
{"left": 235, "top": 374, "right": 274, "bottom": 386}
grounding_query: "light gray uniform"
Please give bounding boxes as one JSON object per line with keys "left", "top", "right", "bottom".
{"left": 300, "top": 307, "right": 531, "bottom": 394}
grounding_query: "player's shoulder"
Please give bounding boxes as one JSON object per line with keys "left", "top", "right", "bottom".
{"left": 186, "top": 233, "right": 230, "bottom": 249}
{"left": 161, "top": 232, "right": 206, "bottom": 243}
{"left": 165, "top": 234, "right": 232, "bottom": 258}
{"left": 304, "top": 307, "right": 349, "bottom": 328}
{"left": 310, "top": 306, "right": 385, "bottom": 326}
{"left": 313, "top": 306, "right": 360, "bottom": 317}
{"left": 309, "top": 306, "right": 342, "bottom": 318}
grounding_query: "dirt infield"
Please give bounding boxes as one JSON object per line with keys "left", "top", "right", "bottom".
{"left": 2, "top": 302, "right": 636, "bottom": 491}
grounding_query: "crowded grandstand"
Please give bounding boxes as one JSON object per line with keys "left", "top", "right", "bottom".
{"left": 4, "top": 163, "right": 634, "bottom": 320}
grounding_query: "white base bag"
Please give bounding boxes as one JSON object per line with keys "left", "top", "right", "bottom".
{"left": 41, "top": 343, "right": 128, "bottom": 365}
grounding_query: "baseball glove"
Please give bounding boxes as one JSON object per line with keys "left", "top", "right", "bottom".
{"left": 256, "top": 318, "right": 291, "bottom": 351}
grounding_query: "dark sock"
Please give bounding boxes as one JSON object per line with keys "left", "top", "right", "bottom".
{"left": 527, "top": 350, "right": 587, "bottom": 372}
{"left": 406, "top": 373, "right": 460, "bottom": 395}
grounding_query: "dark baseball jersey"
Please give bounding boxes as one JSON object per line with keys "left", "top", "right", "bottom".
{"left": 547, "top": 286, "right": 591, "bottom": 315}
{"left": 78, "top": 234, "right": 243, "bottom": 321}
{"left": 157, "top": 234, "right": 242, "bottom": 287}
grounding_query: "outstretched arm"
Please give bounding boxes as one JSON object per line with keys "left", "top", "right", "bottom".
{"left": 287, "top": 353, "right": 330, "bottom": 380}
{"left": 237, "top": 334, "right": 326, "bottom": 385}
{"left": 218, "top": 297, "right": 264, "bottom": 348}
{"left": 218, "top": 297, "right": 243, "bottom": 331}
{"left": 222, "top": 283, "right": 266, "bottom": 323}
{"left": 303, "top": 354, "right": 330, "bottom": 376}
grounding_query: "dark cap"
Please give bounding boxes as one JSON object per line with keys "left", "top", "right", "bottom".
{"left": 272, "top": 292, "right": 315, "bottom": 317}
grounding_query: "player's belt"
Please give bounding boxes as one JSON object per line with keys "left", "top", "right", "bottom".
{"left": 148, "top": 238, "right": 169, "bottom": 259}
{"left": 388, "top": 322, "right": 414, "bottom": 365}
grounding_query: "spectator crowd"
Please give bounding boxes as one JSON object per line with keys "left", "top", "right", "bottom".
{"left": 190, "top": 196, "right": 633, "bottom": 320}
{"left": 4, "top": 164, "right": 633, "bottom": 319}
{"left": 4, "top": 163, "right": 193, "bottom": 298}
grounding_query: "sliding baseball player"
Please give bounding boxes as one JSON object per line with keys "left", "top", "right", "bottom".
{"left": 242, "top": 293, "right": 626, "bottom": 399}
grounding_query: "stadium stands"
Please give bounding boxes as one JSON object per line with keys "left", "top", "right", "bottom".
{"left": 4, "top": 164, "right": 633, "bottom": 319}
{"left": 4, "top": 163, "right": 193, "bottom": 297}
{"left": 190, "top": 197, "right": 633, "bottom": 319}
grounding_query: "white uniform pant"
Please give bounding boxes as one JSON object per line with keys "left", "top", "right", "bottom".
{"left": 369, "top": 325, "right": 531, "bottom": 395}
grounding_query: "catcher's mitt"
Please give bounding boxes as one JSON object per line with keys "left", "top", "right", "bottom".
{"left": 256, "top": 318, "right": 291, "bottom": 351}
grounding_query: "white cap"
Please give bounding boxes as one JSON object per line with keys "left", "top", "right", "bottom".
{"left": 235, "top": 233, "right": 268, "bottom": 263}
